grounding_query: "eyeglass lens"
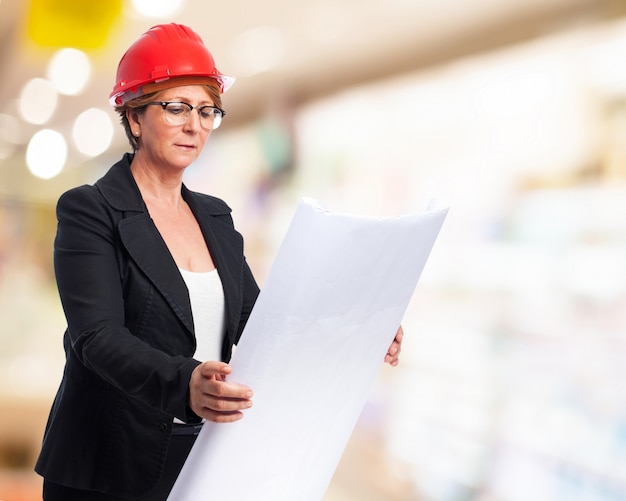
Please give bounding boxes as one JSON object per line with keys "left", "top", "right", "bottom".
{"left": 162, "top": 102, "right": 223, "bottom": 130}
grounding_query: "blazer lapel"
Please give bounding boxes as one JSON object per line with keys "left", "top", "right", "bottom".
{"left": 118, "top": 213, "right": 195, "bottom": 336}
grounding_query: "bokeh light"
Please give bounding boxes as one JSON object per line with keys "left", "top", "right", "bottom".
{"left": 47, "top": 48, "right": 91, "bottom": 96}
{"left": 18, "top": 78, "right": 58, "bottom": 125}
{"left": 26, "top": 129, "right": 67, "bottom": 179}
{"left": 72, "top": 108, "right": 114, "bottom": 156}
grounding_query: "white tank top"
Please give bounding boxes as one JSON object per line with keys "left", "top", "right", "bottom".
{"left": 178, "top": 268, "right": 226, "bottom": 363}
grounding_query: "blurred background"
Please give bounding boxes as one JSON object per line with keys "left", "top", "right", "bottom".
{"left": 1, "top": 0, "right": 626, "bottom": 499}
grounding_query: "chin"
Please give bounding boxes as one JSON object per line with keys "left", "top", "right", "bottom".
{"left": 171, "top": 154, "right": 199, "bottom": 169}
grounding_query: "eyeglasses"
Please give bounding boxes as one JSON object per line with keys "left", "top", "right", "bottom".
{"left": 146, "top": 101, "right": 226, "bottom": 130}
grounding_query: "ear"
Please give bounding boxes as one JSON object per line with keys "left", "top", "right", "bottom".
{"left": 126, "top": 108, "right": 141, "bottom": 131}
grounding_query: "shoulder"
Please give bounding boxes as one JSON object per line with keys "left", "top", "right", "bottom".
{"left": 55, "top": 184, "right": 118, "bottom": 238}
{"left": 57, "top": 153, "right": 144, "bottom": 216}
{"left": 57, "top": 184, "right": 103, "bottom": 213}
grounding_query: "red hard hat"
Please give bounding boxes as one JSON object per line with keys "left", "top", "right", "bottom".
{"left": 109, "top": 23, "right": 235, "bottom": 106}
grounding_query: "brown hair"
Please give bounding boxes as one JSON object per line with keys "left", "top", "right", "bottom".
{"left": 115, "top": 81, "right": 223, "bottom": 151}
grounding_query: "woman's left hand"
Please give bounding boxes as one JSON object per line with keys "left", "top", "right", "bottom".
{"left": 384, "top": 325, "right": 403, "bottom": 367}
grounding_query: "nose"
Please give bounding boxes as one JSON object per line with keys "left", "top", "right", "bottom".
{"left": 183, "top": 109, "right": 202, "bottom": 132}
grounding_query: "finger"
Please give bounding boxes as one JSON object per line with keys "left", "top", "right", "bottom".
{"left": 203, "top": 377, "right": 253, "bottom": 400}
{"left": 387, "top": 340, "right": 400, "bottom": 356}
{"left": 395, "top": 326, "right": 404, "bottom": 342}
{"left": 195, "top": 382, "right": 253, "bottom": 423}
{"left": 385, "top": 326, "right": 403, "bottom": 366}
{"left": 198, "top": 361, "right": 232, "bottom": 379}
{"left": 201, "top": 393, "right": 253, "bottom": 414}
{"left": 384, "top": 356, "right": 399, "bottom": 366}
{"left": 202, "top": 408, "right": 246, "bottom": 423}
{"left": 390, "top": 326, "right": 404, "bottom": 356}
{"left": 384, "top": 348, "right": 398, "bottom": 361}
{"left": 190, "top": 388, "right": 252, "bottom": 421}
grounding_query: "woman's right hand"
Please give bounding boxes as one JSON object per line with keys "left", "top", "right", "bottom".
{"left": 188, "top": 361, "right": 253, "bottom": 423}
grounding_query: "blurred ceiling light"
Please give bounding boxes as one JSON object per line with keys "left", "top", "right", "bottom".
{"left": 26, "top": 129, "right": 67, "bottom": 179}
{"left": 18, "top": 78, "right": 58, "bottom": 125}
{"left": 47, "top": 48, "right": 91, "bottom": 95}
{"left": 72, "top": 108, "right": 114, "bottom": 157}
{"left": 236, "top": 26, "right": 285, "bottom": 76}
{"left": 131, "top": 0, "right": 183, "bottom": 17}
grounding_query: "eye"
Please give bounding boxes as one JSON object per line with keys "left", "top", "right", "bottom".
{"left": 165, "top": 103, "right": 187, "bottom": 115}
{"left": 199, "top": 107, "right": 218, "bottom": 119}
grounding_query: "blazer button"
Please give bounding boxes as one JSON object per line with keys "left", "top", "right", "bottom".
{"left": 160, "top": 422, "right": 170, "bottom": 432}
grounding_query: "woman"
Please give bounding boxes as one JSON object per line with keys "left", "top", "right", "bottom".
{"left": 35, "top": 23, "right": 403, "bottom": 500}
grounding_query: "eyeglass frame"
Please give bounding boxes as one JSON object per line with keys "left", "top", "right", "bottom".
{"left": 145, "top": 101, "right": 226, "bottom": 130}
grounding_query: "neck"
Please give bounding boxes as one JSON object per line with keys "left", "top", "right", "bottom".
{"left": 130, "top": 154, "right": 184, "bottom": 206}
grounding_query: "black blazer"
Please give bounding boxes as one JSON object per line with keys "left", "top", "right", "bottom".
{"left": 35, "top": 153, "right": 259, "bottom": 497}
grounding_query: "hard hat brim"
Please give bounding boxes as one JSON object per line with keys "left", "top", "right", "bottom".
{"left": 110, "top": 74, "right": 235, "bottom": 107}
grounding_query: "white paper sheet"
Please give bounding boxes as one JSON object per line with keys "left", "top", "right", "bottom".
{"left": 168, "top": 198, "right": 448, "bottom": 501}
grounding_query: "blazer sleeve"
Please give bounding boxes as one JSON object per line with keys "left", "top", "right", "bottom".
{"left": 54, "top": 186, "right": 200, "bottom": 420}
